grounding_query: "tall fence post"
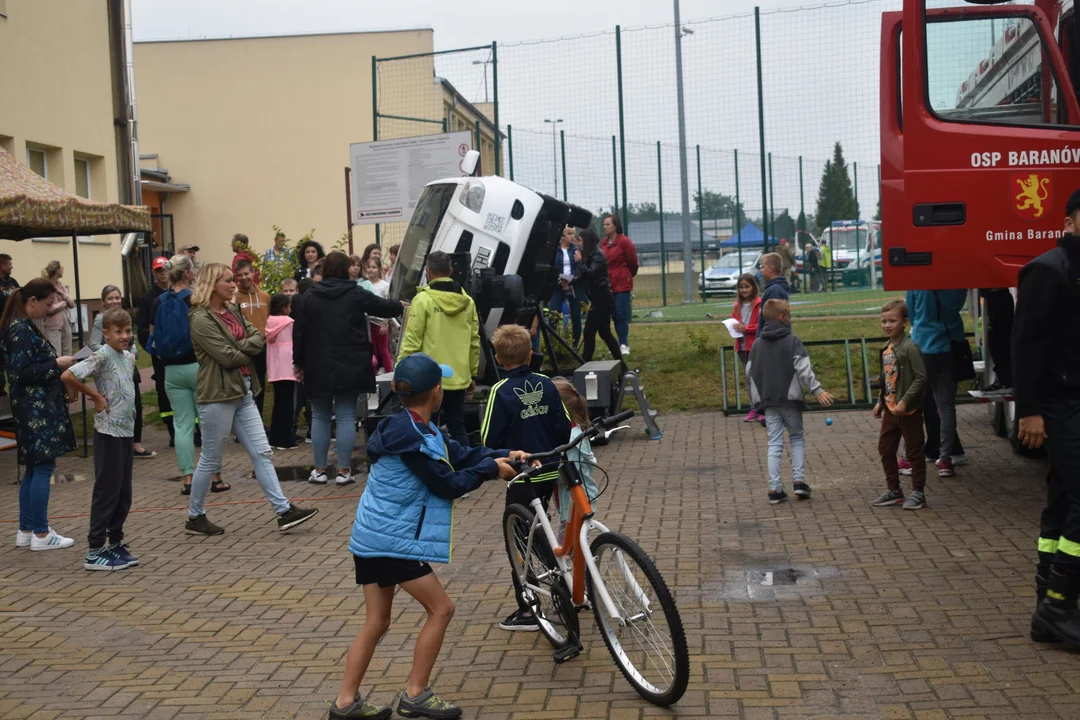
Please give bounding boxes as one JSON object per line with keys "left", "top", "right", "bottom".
{"left": 768, "top": 152, "right": 775, "bottom": 249}
{"left": 492, "top": 41, "right": 501, "bottom": 177}
{"left": 616, "top": 25, "right": 629, "bottom": 232}
{"left": 696, "top": 144, "right": 705, "bottom": 302}
{"left": 475, "top": 119, "right": 482, "bottom": 174}
{"left": 854, "top": 161, "right": 861, "bottom": 287}
{"left": 735, "top": 149, "right": 743, "bottom": 269}
{"left": 754, "top": 7, "right": 769, "bottom": 251}
{"left": 798, "top": 155, "right": 805, "bottom": 226}
{"left": 371, "top": 55, "right": 380, "bottom": 247}
{"left": 658, "top": 141, "right": 667, "bottom": 307}
{"left": 507, "top": 125, "right": 514, "bottom": 182}
{"left": 612, "top": 135, "right": 619, "bottom": 215}
{"left": 560, "top": 130, "right": 567, "bottom": 202}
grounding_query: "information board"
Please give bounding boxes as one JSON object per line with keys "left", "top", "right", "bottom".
{"left": 349, "top": 131, "right": 474, "bottom": 225}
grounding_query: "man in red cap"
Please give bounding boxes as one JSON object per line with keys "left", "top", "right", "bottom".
{"left": 137, "top": 255, "right": 176, "bottom": 445}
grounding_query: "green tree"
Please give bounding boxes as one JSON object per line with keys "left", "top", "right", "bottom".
{"left": 773, "top": 210, "right": 796, "bottom": 241}
{"left": 796, "top": 210, "right": 808, "bottom": 232}
{"left": 874, "top": 195, "right": 882, "bottom": 221}
{"left": 814, "top": 142, "right": 858, "bottom": 232}
{"left": 693, "top": 190, "right": 745, "bottom": 223}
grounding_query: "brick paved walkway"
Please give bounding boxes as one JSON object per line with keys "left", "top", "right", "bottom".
{"left": 0, "top": 405, "right": 1073, "bottom": 719}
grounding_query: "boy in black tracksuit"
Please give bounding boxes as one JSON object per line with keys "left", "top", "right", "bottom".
{"left": 1016, "top": 189, "right": 1080, "bottom": 646}
{"left": 481, "top": 324, "right": 571, "bottom": 632}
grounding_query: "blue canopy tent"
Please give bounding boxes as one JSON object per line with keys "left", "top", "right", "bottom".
{"left": 718, "top": 223, "right": 776, "bottom": 249}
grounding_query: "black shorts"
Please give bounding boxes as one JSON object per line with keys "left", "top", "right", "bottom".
{"left": 353, "top": 555, "right": 433, "bottom": 588}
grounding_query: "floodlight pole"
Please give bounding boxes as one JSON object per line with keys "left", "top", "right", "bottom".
{"left": 545, "top": 119, "right": 563, "bottom": 197}
{"left": 674, "top": 0, "right": 694, "bottom": 303}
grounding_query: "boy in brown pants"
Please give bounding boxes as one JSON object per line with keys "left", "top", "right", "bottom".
{"left": 871, "top": 299, "right": 928, "bottom": 510}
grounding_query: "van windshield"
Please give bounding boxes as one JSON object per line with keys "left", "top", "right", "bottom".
{"left": 388, "top": 183, "right": 458, "bottom": 301}
{"left": 823, "top": 228, "right": 869, "bottom": 253}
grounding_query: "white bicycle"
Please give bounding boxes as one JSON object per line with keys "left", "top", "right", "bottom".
{"left": 503, "top": 410, "right": 689, "bottom": 707}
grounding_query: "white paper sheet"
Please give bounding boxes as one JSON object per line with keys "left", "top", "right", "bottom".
{"left": 722, "top": 318, "right": 744, "bottom": 339}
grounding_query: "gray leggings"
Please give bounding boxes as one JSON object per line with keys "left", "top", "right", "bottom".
{"left": 923, "top": 352, "right": 958, "bottom": 462}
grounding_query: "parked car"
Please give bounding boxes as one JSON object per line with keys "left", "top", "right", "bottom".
{"left": 700, "top": 251, "right": 761, "bottom": 299}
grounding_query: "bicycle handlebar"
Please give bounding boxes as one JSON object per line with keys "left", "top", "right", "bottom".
{"left": 509, "top": 410, "right": 635, "bottom": 474}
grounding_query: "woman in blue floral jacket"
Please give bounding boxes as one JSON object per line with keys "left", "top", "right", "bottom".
{"left": 0, "top": 278, "right": 77, "bottom": 551}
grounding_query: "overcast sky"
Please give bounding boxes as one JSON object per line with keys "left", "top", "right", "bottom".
{"left": 132, "top": 0, "right": 917, "bottom": 224}
{"left": 133, "top": 0, "right": 834, "bottom": 46}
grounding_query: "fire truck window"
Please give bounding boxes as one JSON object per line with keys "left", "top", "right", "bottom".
{"left": 454, "top": 230, "right": 474, "bottom": 254}
{"left": 388, "top": 183, "right": 456, "bottom": 302}
{"left": 927, "top": 16, "right": 1067, "bottom": 127}
{"left": 492, "top": 242, "right": 510, "bottom": 274}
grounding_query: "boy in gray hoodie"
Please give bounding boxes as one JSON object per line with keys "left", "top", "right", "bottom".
{"left": 748, "top": 299, "right": 834, "bottom": 504}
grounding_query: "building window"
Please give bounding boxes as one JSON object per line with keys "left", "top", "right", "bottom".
{"left": 27, "top": 148, "right": 47, "bottom": 178}
{"left": 74, "top": 157, "right": 91, "bottom": 198}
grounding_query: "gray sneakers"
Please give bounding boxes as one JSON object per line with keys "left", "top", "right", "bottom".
{"left": 902, "top": 490, "right": 926, "bottom": 510}
{"left": 397, "top": 688, "right": 462, "bottom": 719}
{"left": 871, "top": 489, "right": 904, "bottom": 507}
{"left": 328, "top": 693, "right": 390, "bottom": 720}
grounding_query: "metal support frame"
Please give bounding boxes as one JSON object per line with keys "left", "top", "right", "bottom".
{"left": 613, "top": 372, "right": 662, "bottom": 440}
{"left": 657, "top": 141, "right": 666, "bottom": 306}
{"left": 696, "top": 145, "right": 705, "bottom": 302}
{"left": 615, "top": 25, "right": 628, "bottom": 232}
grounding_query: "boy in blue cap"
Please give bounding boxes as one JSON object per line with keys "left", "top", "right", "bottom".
{"left": 330, "top": 353, "right": 526, "bottom": 720}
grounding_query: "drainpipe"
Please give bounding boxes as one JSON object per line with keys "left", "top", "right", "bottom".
{"left": 123, "top": 0, "right": 142, "bottom": 207}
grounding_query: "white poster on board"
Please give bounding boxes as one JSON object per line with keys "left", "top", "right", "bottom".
{"left": 350, "top": 131, "right": 474, "bottom": 225}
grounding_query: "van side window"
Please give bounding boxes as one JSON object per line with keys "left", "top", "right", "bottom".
{"left": 454, "top": 230, "right": 474, "bottom": 254}
{"left": 492, "top": 242, "right": 510, "bottom": 274}
{"left": 927, "top": 16, "right": 1068, "bottom": 127}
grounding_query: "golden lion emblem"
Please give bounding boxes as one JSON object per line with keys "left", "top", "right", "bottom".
{"left": 1015, "top": 173, "right": 1050, "bottom": 218}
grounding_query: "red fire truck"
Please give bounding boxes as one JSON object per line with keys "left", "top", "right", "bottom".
{"left": 881, "top": 0, "right": 1079, "bottom": 451}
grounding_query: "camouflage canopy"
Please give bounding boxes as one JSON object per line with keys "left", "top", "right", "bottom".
{"left": 0, "top": 147, "right": 149, "bottom": 240}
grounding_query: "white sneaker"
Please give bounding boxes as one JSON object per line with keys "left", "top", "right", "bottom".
{"left": 620, "top": 344, "right": 630, "bottom": 356}
{"left": 308, "top": 469, "right": 328, "bottom": 485}
{"left": 335, "top": 470, "right": 354, "bottom": 486}
{"left": 30, "top": 529, "right": 74, "bottom": 551}
{"left": 15, "top": 529, "right": 32, "bottom": 548}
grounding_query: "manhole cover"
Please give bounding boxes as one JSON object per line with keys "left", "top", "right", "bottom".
{"left": 747, "top": 568, "right": 802, "bottom": 586}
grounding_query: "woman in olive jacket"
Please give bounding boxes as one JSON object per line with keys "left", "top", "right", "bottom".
{"left": 182, "top": 263, "right": 317, "bottom": 538}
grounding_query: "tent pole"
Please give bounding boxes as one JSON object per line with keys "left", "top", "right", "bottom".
{"left": 71, "top": 232, "right": 87, "bottom": 457}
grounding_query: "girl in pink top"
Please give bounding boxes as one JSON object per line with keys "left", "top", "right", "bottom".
{"left": 265, "top": 293, "right": 299, "bottom": 449}
{"left": 42, "top": 261, "right": 75, "bottom": 356}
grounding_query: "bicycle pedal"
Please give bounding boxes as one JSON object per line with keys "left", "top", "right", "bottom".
{"left": 552, "top": 641, "right": 582, "bottom": 664}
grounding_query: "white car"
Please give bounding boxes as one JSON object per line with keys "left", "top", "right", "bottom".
{"left": 700, "top": 252, "right": 761, "bottom": 298}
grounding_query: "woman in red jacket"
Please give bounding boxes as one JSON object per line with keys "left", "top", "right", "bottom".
{"left": 601, "top": 214, "right": 638, "bottom": 356}
{"left": 731, "top": 273, "right": 762, "bottom": 422}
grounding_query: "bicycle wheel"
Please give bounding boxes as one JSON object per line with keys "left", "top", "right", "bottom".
{"left": 502, "top": 503, "right": 579, "bottom": 649}
{"left": 587, "top": 531, "right": 689, "bottom": 707}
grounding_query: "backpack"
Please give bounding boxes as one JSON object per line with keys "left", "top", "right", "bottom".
{"left": 149, "top": 289, "right": 193, "bottom": 362}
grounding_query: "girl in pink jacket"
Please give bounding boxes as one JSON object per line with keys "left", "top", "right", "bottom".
{"left": 265, "top": 293, "right": 298, "bottom": 449}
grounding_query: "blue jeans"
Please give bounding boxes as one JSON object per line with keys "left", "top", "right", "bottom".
{"left": 189, "top": 378, "right": 291, "bottom": 518}
{"left": 765, "top": 407, "right": 805, "bottom": 493}
{"left": 311, "top": 391, "right": 359, "bottom": 471}
{"left": 19, "top": 461, "right": 56, "bottom": 534}
{"left": 613, "top": 291, "right": 632, "bottom": 347}
{"left": 548, "top": 286, "right": 581, "bottom": 346}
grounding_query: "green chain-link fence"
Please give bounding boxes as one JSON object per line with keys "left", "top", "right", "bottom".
{"left": 372, "top": 1, "right": 895, "bottom": 316}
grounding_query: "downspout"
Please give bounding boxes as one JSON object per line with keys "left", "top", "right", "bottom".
{"left": 123, "top": 0, "right": 142, "bottom": 208}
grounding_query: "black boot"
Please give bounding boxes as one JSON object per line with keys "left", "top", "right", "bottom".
{"left": 1034, "top": 565, "right": 1080, "bottom": 646}
{"left": 1031, "top": 574, "right": 1059, "bottom": 642}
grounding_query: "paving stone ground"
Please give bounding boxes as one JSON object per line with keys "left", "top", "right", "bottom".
{"left": 0, "top": 404, "right": 1073, "bottom": 719}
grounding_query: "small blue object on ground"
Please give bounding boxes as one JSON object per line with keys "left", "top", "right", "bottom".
{"left": 825, "top": 418, "right": 833, "bottom": 425}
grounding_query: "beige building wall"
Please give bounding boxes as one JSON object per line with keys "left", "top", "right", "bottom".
{"left": 135, "top": 30, "right": 436, "bottom": 272}
{"left": 0, "top": 0, "right": 124, "bottom": 295}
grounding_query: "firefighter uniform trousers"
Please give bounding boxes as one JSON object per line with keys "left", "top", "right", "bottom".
{"left": 1038, "top": 397, "right": 1080, "bottom": 584}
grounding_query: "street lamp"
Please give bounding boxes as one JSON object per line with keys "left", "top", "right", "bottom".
{"left": 544, "top": 118, "right": 563, "bottom": 197}
{"left": 472, "top": 58, "right": 493, "bottom": 103}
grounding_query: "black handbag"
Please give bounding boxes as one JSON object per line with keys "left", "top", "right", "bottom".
{"left": 934, "top": 291, "right": 975, "bottom": 381}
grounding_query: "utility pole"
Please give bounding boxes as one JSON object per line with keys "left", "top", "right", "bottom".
{"left": 544, "top": 119, "right": 563, "bottom": 197}
{"left": 674, "top": 0, "right": 694, "bottom": 303}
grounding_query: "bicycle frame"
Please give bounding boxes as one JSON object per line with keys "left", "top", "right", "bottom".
{"left": 517, "top": 460, "right": 652, "bottom": 626}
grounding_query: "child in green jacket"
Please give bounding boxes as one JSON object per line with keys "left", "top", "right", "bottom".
{"left": 871, "top": 299, "right": 929, "bottom": 510}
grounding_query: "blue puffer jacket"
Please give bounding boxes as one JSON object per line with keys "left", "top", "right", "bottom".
{"left": 906, "top": 290, "right": 967, "bottom": 356}
{"left": 349, "top": 409, "right": 507, "bottom": 563}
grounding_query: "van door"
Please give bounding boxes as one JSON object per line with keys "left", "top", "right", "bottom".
{"left": 882, "top": 1, "right": 1080, "bottom": 290}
